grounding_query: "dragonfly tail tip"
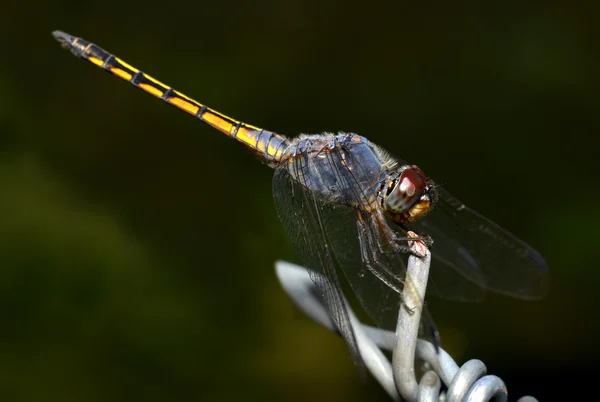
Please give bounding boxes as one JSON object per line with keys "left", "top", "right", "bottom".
{"left": 52, "top": 30, "right": 74, "bottom": 46}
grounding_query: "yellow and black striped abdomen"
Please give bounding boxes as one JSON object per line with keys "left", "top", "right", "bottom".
{"left": 52, "top": 31, "right": 289, "bottom": 166}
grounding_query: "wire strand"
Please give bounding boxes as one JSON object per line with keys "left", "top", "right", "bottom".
{"left": 275, "top": 253, "right": 539, "bottom": 402}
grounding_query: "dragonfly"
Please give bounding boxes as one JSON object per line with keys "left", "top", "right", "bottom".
{"left": 52, "top": 30, "right": 550, "bottom": 371}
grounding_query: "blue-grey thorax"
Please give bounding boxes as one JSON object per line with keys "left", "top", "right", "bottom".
{"left": 281, "top": 133, "right": 391, "bottom": 208}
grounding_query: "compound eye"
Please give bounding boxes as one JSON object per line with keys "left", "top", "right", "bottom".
{"left": 399, "top": 167, "right": 426, "bottom": 196}
{"left": 385, "top": 167, "right": 427, "bottom": 213}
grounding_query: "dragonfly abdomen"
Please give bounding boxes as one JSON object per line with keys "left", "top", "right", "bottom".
{"left": 52, "top": 31, "right": 289, "bottom": 167}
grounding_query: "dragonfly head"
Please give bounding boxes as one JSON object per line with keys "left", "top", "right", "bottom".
{"left": 383, "top": 165, "right": 437, "bottom": 223}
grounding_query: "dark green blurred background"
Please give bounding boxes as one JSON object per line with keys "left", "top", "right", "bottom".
{"left": 2, "top": 1, "right": 599, "bottom": 400}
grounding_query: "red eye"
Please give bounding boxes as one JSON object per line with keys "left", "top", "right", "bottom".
{"left": 385, "top": 165, "right": 436, "bottom": 223}
{"left": 385, "top": 166, "right": 429, "bottom": 215}
{"left": 399, "top": 167, "right": 426, "bottom": 195}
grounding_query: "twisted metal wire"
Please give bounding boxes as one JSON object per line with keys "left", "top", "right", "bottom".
{"left": 274, "top": 238, "right": 539, "bottom": 402}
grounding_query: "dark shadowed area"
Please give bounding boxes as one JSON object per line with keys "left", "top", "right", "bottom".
{"left": 1, "top": 1, "right": 598, "bottom": 400}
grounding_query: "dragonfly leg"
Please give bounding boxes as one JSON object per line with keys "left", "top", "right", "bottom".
{"left": 393, "top": 230, "right": 433, "bottom": 258}
{"left": 398, "top": 223, "right": 434, "bottom": 248}
{"left": 387, "top": 235, "right": 426, "bottom": 259}
{"left": 369, "top": 215, "right": 414, "bottom": 257}
{"left": 357, "top": 218, "right": 405, "bottom": 295}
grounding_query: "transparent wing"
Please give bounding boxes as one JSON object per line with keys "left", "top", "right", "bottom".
{"left": 426, "top": 255, "right": 487, "bottom": 302}
{"left": 272, "top": 167, "right": 364, "bottom": 373}
{"left": 411, "top": 187, "right": 550, "bottom": 300}
{"left": 388, "top": 219, "right": 487, "bottom": 303}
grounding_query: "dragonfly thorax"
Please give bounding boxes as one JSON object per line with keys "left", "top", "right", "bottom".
{"left": 382, "top": 165, "right": 437, "bottom": 224}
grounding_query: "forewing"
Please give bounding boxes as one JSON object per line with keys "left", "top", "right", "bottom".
{"left": 272, "top": 167, "right": 364, "bottom": 372}
{"left": 390, "top": 219, "right": 486, "bottom": 302}
{"left": 412, "top": 187, "right": 550, "bottom": 300}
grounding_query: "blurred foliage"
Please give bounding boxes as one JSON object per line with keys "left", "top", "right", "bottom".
{"left": 1, "top": 0, "right": 599, "bottom": 400}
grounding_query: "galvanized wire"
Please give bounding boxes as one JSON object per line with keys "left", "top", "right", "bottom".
{"left": 275, "top": 239, "right": 539, "bottom": 402}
